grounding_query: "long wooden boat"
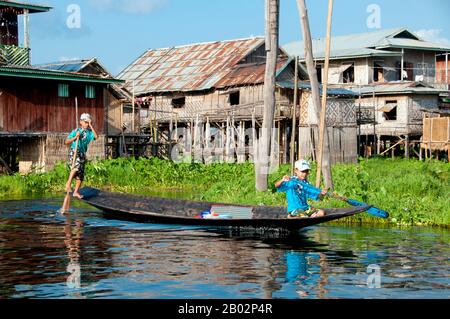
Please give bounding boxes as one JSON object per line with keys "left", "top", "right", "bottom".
{"left": 78, "top": 187, "right": 371, "bottom": 232}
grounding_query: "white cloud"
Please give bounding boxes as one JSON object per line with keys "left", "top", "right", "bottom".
{"left": 415, "top": 29, "right": 450, "bottom": 46}
{"left": 88, "top": 0, "right": 167, "bottom": 14}
{"left": 59, "top": 56, "right": 81, "bottom": 62}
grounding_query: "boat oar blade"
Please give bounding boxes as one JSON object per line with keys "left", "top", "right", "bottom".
{"left": 60, "top": 193, "right": 71, "bottom": 214}
{"left": 346, "top": 198, "right": 389, "bottom": 218}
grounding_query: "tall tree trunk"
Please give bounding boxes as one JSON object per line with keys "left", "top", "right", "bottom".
{"left": 296, "top": 0, "right": 334, "bottom": 190}
{"left": 256, "top": 0, "right": 280, "bottom": 192}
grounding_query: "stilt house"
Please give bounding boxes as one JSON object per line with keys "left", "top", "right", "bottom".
{"left": 0, "top": 1, "right": 123, "bottom": 173}
{"left": 117, "top": 37, "right": 357, "bottom": 164}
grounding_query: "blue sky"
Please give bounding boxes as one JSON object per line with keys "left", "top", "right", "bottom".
{"left": 22, "top": 0, "right": 450, "bottom": 76}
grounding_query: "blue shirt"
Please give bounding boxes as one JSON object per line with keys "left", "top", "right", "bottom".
{"left": 277, "top": 177, "right": 322, "bottom": 213}
{"left": 68, "top": 128, "right": 95, "bottom": 154}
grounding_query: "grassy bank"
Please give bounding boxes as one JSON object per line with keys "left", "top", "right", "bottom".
{"left": 0, "top": 157, "right": 448, "bottom": 227}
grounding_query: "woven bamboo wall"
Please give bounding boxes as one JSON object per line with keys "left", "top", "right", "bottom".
{"left": 45, "top": 134, "right": 106, "bottom": 171}
{"left": 421, "top": 117, "right": 450, "bottom": 151}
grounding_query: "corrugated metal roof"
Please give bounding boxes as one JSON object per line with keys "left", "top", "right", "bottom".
{"left": 375, "top": 37, "right": 450, "bottom": 51}
{"left": 215, "top": 58, "right": 291, "bottom": 88}
{"left": 118, "top": 37, "right": 265, "bottom": 94}
{"left": 351, "top": 81, "right": 448, "bottom": 95}
{"left": 36, "top": 58, "right": 117, "bottom": 79}
{"left": 0, "top": 65, "right": 124, "bottom": 84}
{"left": 283, "top": 28, "right": 450, "bottom": 60}
{"left": 0, "top": 0, "right": 51, "bottom": 13}
{"left": 36, "top": 60, "right": 91, "bottom": 72}
{"left": 276, "top": 80, "right": 357, "bottom": 96}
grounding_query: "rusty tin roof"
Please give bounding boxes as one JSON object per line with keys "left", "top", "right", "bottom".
{"left": 119, "top": 37, "right": 268, "bottom": 95}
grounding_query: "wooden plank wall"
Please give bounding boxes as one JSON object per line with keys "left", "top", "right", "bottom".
{"left": 0, "top": 77, "right": 105, "bottom": 133}
{"left": 298, "top": 126, "right": 357, "bottom": 164}
{"left": 104, "top": 88, "right": 122, "bottom": 136}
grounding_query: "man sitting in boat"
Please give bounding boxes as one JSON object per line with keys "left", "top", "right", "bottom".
{"left": 275, "top": 160, "right": 328, "bottom": 218}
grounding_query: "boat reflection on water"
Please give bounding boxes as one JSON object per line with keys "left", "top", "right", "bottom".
{"left": 200, "top": 228, "right": 356, "bottom": 298}
{"left": 0, "top": 198, "right": 447, "bottom": 298}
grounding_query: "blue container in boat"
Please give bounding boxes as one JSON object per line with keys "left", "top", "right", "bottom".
{"left": 200, "top": 210, "right": 211, "bottom": 218}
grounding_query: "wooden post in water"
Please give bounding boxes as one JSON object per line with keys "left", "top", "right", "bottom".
{"left": 256, "top": 0, "right": 279, "bottom": 191}
{"left": 297, "top": 0, "right": 333, "bottom": 190}
{"left": 315, "top": 0, "right": 333, "bottom": 188}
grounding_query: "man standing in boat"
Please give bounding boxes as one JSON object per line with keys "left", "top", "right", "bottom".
{"left": 65, "top": 113, "right": 98, "bottom": 199}
{"left": 275, "top": 159, "right": 328, "bottom": 218}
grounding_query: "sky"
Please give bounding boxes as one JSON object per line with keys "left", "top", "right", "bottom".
{"left": 19, "top": 0, "right": 450, "bottom": 76}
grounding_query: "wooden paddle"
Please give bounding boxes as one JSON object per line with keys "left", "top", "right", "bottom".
{"left": 327, "top": 192, "right": 389, "bottom": 219}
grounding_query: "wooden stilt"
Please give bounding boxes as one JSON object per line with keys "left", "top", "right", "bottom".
{"left": 447, "top": 145, "right": 450, "bottom": 162}
{"left": 221, "top": 122, "right": 225, "bottom": 162}
{"left": 405, "top": 134, "right": 409, "bottom": 158}
{"left": 429, "top": 116, "right": 433, "bottom": 159}
{"left": 252, "top": 112, "right": 257, "bottom": 163}
{"left": 377, "top": 134, "right": 381, "bottom": 154}
{"left": 0, "top": 155, "right": 13, "bottom": 175}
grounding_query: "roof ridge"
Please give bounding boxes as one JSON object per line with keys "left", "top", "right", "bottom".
{"left": 36, "top": 58, "right": 95, "bottom": 66}
{"left": 145, "top": 36, "right": 265, "bottom": 52}
{"left": 310, "top": 27, "right": 405, "bottom": 42}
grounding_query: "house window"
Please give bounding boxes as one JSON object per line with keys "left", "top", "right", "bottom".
{"left": 58, "top": 83, "right": 69, "bottom": 97}
{"left": 342, "top": 63, "right": 355, "bottom": 83}
{"left": 229, "top": 91, "right": 240, "bottom": 106}
{"left": 380, "top": 100, "right": 397, "bottom": 121}
{"left": 316, "top": 64, "right": 323, "bottom": 83}
{"left": 85, "top": 85, "right": 96, "bottom": 99}
{"left": 172, "top": 97, "right": 185, "bottom": 108}
{"left": 396, "top": 61, "right": 413, "bottom": 81}
{"left": 123, "top": 105, "right": 133, "bottom": 113}
{"left": 373, "top": 62, "right": 384, "bottom": 82}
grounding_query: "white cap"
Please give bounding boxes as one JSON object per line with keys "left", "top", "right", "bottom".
{"left": 80, "top": 113, "right": 91, "bottom": 122}
{"left": 295, "top": 159, "right": 311, "bottom": 171}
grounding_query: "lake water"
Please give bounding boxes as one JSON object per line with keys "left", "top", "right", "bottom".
{"left": 0, "top": 196, "right": 449, "bottom": 299}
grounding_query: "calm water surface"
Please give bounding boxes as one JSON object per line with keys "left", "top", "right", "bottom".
{"left": 0, "top": 196, "right": 449, "bottom": 299}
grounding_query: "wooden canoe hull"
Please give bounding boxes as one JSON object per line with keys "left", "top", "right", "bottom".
{"left": 79, "top": 187, "right": 371, "bottom": 231}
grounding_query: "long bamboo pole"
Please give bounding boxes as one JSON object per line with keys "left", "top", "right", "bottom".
{"left": 290, "top": 56, "right": 299, "bottom": 175}
{"left": 132, "top": 81, "right": 135, "bottom": 133}
{"left": 316, "top": 0, "right": 333, "bottom": 188}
